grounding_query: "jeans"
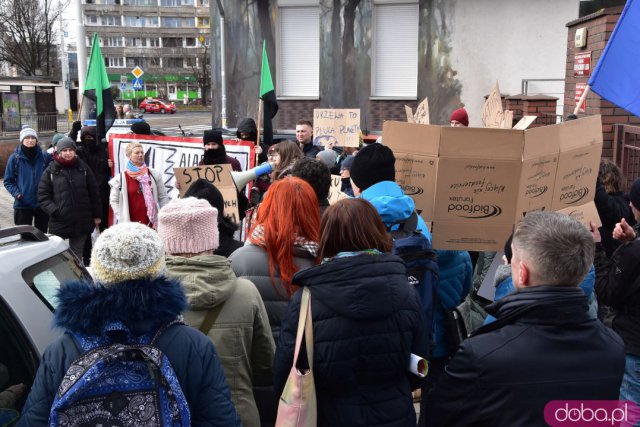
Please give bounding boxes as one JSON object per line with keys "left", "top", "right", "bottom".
{"left": 620, "top": 354, "right": 640, "bottom": 427}
{"left": 14, "top": 208, "right": 48, "bottom": 233}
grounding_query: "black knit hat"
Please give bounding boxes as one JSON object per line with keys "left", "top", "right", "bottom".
{"left": 131, "top": 121, "right": 151, "bottom": 135}
{"left": 203, "top": 129, "right": 223, "bottom": 146}
{"left": 184, "top": 178, "right": 225, "bottom": 219}
{"left": 350, "top": 144, "right": 396, "bottom": 191}
{"left": 630, "top": 178, "right": 640, "bottom": 210}
{"left": 56, "top": 136, "right": 77, "bottom": 152}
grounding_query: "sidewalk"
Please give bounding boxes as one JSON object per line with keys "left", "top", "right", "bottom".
{"left": 0, "top": 179, "right": 15, "bottom": 228}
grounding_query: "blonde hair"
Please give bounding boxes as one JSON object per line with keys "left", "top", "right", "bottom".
{"left": 125, "top": 142, "right": 144, "bottom": 158}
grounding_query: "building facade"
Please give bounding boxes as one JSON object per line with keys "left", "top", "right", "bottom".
{"left": 82, "top": 0, "right": 210, "bottom": 104}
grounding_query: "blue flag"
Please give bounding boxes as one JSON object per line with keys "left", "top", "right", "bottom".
{"left": 588, "top": 0, "right": 640, "bottom": 117}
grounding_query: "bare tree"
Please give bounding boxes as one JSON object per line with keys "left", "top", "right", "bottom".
{"left": 188, "top": 39, "right": 210, "bottom": 106}
{"left": 0, "top": 0, "right": 66, "bottom": 76}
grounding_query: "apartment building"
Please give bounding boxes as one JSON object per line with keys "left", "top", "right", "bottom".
{"left": 82, "top": 0, "right": 210, "bottom": 103}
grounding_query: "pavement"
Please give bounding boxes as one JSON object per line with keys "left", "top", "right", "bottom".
{"left": 0, "top": 179, "right": 16, "bottom": 229}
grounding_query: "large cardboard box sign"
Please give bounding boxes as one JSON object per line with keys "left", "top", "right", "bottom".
{"left": 382, "top": 115, "right": 603, "bottom": 251}
{"left": 328, "top": 175, "right": 349, "bottom": 205}
{"left": 313, "top": 109, "right": 361, "bottom": 147}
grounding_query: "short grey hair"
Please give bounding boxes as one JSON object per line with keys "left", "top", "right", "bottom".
{"left": 512, "top": 211, "right": 594, "bottom": 286}
{"left": 125, "top": 142, "right": 144, "bottom": 158}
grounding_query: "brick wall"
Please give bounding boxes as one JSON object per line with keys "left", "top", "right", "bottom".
{"left": 506, "top": 95, "right": 558, "bottom": 128}
{"left": 564, "top": 6, "right": 634, "bottom": 159}
{"left": 274, "top": 100, "right": 321, "bottom": 130}
{"left": 0, "top": 141, "right": 19, "bottom": 177}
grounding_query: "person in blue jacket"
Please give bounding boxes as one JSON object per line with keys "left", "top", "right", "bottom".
{"left": 349, "top": 144, "right": 472, "bottom": 425}
{"left": 18, "top": 222, "right": 240, "bottom": 427}
{"left": 3, "top": 127, "right": 52, "bottom": 232}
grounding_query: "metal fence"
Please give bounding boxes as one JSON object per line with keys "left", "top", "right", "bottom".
{"left": 613, "top": 124, "right": 640, "bottom": 191}
{"left": 0, "top": 113, "right": 73, "bottom": 137}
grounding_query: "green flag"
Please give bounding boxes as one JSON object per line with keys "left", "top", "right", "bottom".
{"left": 84, "top": 33, "right": 116, "bottom": 141}
{"left": 259, "top": 40, "right": 278, "bottom": 146}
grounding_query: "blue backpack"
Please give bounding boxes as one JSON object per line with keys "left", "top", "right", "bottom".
{"left": 390, "top": 212, "right": 440, "bottom": 356}
{"left": 49, "top": 320, "right": 191, "bottom": 427}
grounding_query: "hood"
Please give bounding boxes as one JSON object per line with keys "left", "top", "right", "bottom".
{"left": 165, "top": 254, "right": 236, "bottom": 309}
{"left": 237, "top": 118, "right": 258, "bottom": 140}
{"left": 292, "top": 253, "right": 407, "bottom": 320}
{"left": 360, "top": 181, "right": 416, "bottom": 227}
{"left": 493, "top": 264, "right": 512, "bottom": 288}
{"left": 485, "top": 285, "right": 590, "bottom": 325}
{"left": 54, "top": 277, "right": 187, "bottom": 335}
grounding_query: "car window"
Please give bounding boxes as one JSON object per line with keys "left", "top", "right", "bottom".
{"left": 22, "top": 251, "right": 92, "bottom": 311}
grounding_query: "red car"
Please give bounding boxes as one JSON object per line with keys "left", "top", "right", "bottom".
{"left": 139, "top": 98, "right": 176, "bottom": 114}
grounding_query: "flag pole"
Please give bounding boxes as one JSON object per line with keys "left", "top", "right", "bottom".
{"left": 573, "top": 85, "right": 591, "bottom": 116}
{"left": 256, "top": 98, "right": 263, "bottom": 165}
{"left": 76, "top": 96, "right": 85, "bottom": 122}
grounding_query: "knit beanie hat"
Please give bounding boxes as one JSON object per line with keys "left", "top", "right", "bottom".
{"left": 630, "top": 178, "right": 640, "bottom": 210}
{"left": 184, "top": 178, "right": 225, "bottom": 218}
{"left": 56, "top": 137, "right": 77, "bottom": 152}
{"left": 350, "top": 143, "right": 396, "bottom": 191}
{"left": 158, "top": 197, "right": 219, "bottom": 254}
{"left": 91, "top": 222, "right": 166, "bottom": 285}
{"left": 20, "top": 127, "right": 38, "bottom": 143}
{"left": 203, "top": 129, "right": 223, "bottom": 145}
{"left": 450, "top": 108, "right": 469, "bottom": 126}
{"left": 340, "top": 155, "right": 355, "bottom": 171}
{"left": 51, "top": 133, "right": 65, "bottom": 147}
{"left": 81, "top": 126, "right": 97, "bottom": 139}
{"left": 131, "top": 121, "right": 152, "bottom": 135}
{"left": 316, "top": 149, "right": 338, "bottom": 168}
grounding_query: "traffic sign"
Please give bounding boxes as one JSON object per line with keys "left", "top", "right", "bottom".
{"left": 131, "top": 66, "right": 144, "bottom": 79}
{"left": 132, "top": 78, "right": 143, "bottom": 90}
{"left": 120, "top": 82, "right": 127, "bottom": 91}
{"left": 120, "top": 75, "right": 127, "bottom": 84}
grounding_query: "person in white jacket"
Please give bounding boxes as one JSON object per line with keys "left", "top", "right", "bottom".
{"left": 109, "top": 142, "right": 170, "bottom": 228}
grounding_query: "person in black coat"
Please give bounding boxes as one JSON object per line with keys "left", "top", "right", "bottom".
{"left": 273, "top": 198, "right": 428, "bottom": 427}
{"left": 425, "top": 211, "right": 625, "bottom": 427}
{"left": 184, "top": 178, "right": 243, "bottom": 258}
{"left": 37, "top": 137, "right": 102, "bottom": 260}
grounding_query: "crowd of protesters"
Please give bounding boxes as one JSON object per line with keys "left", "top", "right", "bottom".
{"left": 4, "top": 109, "right": 640, "bottom": 427}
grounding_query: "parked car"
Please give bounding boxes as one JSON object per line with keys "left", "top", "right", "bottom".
{"left": 0, "top": 226, "right": 92, "bottom": 413}
{"left": 139, "top": 98, "right": 177, "bottom": 114}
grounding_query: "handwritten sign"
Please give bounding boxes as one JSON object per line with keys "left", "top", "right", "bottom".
{"left": 481, "top": 81, "right": 504, "bottom": 128}
{"left": 173, "top": 164, "right": 240, "bottom": 224}
{"left": 513, "top": 116, "right": 538, "bottom": 130}
{"left": 313, "top": 109, "right": 361, "bottom": 147}
{"left": 328, "top": 174, "right": 349, "bottom": 205}
{"left": 501, "top": 110, "right": 513, "bottom": 129}
{"left": 405, "top": 97, "right": 429, "bottom": 125}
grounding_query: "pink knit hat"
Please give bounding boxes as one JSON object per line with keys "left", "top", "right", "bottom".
{"left": 158, "top": 197, "right": 219, "bottom": 254}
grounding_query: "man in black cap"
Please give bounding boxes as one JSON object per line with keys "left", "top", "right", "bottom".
{"left": 130, "top": 121, "right": 152, "bottom": 135}
{"left": 595, "top": 177, "right": 640, "bottom": 413}
{"left": 201, "top": 129, "right": 242, "bottom": 172}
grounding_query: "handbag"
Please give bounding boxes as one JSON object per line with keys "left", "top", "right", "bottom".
{"left": 275, "top": 287, "right": 317, "bottom": 427}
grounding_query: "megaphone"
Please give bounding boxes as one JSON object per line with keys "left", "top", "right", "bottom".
{"left": 231, "top": 162, "right": 273, "bottom": 189}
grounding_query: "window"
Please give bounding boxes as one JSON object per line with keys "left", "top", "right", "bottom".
{"left": 106, "top": 57, "right": 125, "bottom": 67}
{"left": 124, "top": 0, "right": 157, "bottom": 5}
{"left": 149, "top": 37, "right": 161, "bottom": 47}
{"left": 162, "top": 37, "right": 182, "bottom": 47}
{"left": 160, "top": 0, "right": 178, "bottom": 6}
{"left": 165, "top": 57, "right": 184, "bottom": 68}
{"left": 371, "top": 1, "right": 418, "bottom": 98}
{"left": 85, "top": 14, "right": 98, "bottom": 25}
{"left": 184, "top": 37, "right": 196, "bottom": 47}
{"left": 162, "top": 17, "right": 180, "bottom": 27}
{"left": 105, "top": 37, "right": 124, "bottom": 47}
{"left": 185, "top": 57, "right": 196, "bottom": 67}
{"left": 149, "top": 57, "right": 161, "bottom": 66}
{"left": 103, "top": 15, "right": 121, "bottom": 26}
{"left": 146, "top": 16, "right": 159, "bottom": 26}
{"left": 126, "top": 57, "right": 147, "bottom": 68}
{"left": 126, "top": 37, "right": 146, "bottom": 47}
{"left": 124, "top": 16, "right": 141, "bottom": 26}
{"left": 183, "top": 17, "right": 195, "bottom": 27}
{"left": 277, "top": 4, "right": 320, "bottom": 98}
{"left": 200, "top": 0, "right": 208, "bottom": 5}
{"left": 197, "top": 17, "right": 209, "bottom": 27}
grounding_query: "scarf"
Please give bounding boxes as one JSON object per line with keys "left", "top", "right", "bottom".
{"left": 202, "top": 147, "right": 227, "bottom": 165}
{"left": 249, "top": 224, "right": 318, "bottom": 258}
{"left": 53, "top": 151, "right": 77, "bottom": 168}
{"left": 21, "top": 144, "right": 38, "bottom": 162}
{"left": 322, "top": 249, "right": 382, "bottom": 264}
{"left": 125, "top": 160, "right": 157, "bottom": 227}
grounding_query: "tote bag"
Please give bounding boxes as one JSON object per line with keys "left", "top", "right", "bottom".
{"left": 275, "top": 287, "right": 316, "bottom": 427}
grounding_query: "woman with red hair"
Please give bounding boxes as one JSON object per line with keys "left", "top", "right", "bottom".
{"left": 229, "top": 177, "right": 320, "bottom": 426}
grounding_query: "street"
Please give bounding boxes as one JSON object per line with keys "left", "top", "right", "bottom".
{"left": 142, "top": 111, "right": 216, "bottom": 137}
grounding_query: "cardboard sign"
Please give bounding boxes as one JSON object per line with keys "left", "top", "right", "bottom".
{"left": 405, "top": 105, "right": 416, "bottom": 123}
{"left": 383, "top": 115, "right": 603, "bottom": 251}
{"left": 481, "top": 81, "right": 505, "bottom": 128}
{"left": 556, "top": 200, "right": 602, "bottom": 229}
{"left": 405, "top": 97, "right": 430, "bottom": 125}
{"left": 574, "top": 51, "right": 591, "bottom": 77}
{"left": 513, "top": 116, "right": 538, "bottom": 130}
{"left": 313, "top": 109, "right": 361, "bottom": 147}
{"left": 328, "top": 175, "right": 349, "bottom": 205}
{"left": 501, "top": 110, "right": 513, "bottom": 129}
{"left": 173, "top": 164, "right": 240, "bottom": 224}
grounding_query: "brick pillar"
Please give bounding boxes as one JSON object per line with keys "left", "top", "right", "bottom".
{"left": 505, "top": 95, "right": 558, "bottom": 128}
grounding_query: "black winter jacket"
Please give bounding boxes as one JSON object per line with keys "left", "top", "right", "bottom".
{"left": 17, "top": 278, "right": 241, "bottom": 427}
{"left": 595, "top": 230, "right": 640, "bottom": 355}
{"left": 37, "top": 158, "right": 101, "bottom": 238}
{"left": 425, "top": 285, "right": 625, "bottom": 427}
{"left": 274, "top": 253, "right": 428, "bottom": 427}
{"left": 594, "top": 179, "right": 635, "bottom": 257}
